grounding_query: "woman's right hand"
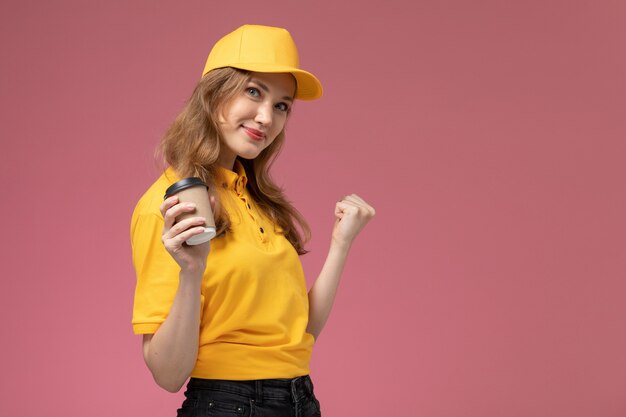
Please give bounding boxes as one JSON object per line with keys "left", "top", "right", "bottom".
{"left": 160, "top": 195, "right": 213, "bottom": 274}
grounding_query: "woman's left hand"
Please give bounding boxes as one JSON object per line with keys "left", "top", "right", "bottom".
{"left": 331, "top": 194, "right": 376, "bottom": 248}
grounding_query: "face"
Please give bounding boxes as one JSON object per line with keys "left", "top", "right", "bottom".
{"left": 217, "top": 72, "right": 296, "bottom": 169}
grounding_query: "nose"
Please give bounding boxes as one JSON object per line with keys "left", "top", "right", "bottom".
{"left": 254, "top": 102, "right": 273, "bottom": 127}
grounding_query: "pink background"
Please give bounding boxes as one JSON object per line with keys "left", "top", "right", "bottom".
{"left": 1, "top": 0, "right": 625, "bottom": 416}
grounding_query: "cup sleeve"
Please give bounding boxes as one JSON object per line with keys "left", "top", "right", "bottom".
{"left": 131, "top": 213, "right": 181, "bottom": 335}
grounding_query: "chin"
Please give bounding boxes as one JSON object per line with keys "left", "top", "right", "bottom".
{"left": 237, "top": 147, "right": 265, "bottom": 160}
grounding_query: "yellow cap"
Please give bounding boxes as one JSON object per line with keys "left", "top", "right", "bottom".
{"left": 202, "top": 25, "right": 323, "bottom": 100}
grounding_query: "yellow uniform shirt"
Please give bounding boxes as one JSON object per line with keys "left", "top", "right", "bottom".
{"left": 131, "top": 161, "right": 314, "bottom": 380}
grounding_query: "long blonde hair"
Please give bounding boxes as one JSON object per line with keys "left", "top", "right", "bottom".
{"left": 156, "top": 68, "right": 310, "bottom": 254}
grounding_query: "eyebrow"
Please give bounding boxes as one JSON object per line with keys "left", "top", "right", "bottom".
{"left": 250, "top": 79, "right": 294, "bottom": 102}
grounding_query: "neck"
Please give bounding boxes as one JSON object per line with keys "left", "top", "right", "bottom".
{"left": 217, "top": 153, "right": 236, "bottom": 171}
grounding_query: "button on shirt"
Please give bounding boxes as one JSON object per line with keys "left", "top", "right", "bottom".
{"left": 219, "top": 165, "right": 271, "bottom": 244}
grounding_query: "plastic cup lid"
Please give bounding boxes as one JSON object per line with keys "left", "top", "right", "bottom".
{"left": 164, "top": 177, "right": 208, "bottom": 199}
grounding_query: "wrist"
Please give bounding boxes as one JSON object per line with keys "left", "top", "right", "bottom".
{"left": 330, "top": 238, "right": 352, "bottom": 254}
{"left": 179, "top": 264, "right": 206, "bottom": 283}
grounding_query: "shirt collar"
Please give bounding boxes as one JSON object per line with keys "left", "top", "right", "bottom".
{"left": 217, "top": 159, "right": 248, "bottom": 195}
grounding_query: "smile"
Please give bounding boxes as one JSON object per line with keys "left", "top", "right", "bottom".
{"left": 242, "top": 126, "right": 266, "bottom": 141}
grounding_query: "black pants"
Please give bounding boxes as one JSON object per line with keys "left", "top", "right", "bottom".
{"left": 177, "top": 375, "right": 322, "bottom": 417}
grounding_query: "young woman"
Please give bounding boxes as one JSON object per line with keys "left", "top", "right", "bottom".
{"left": 131, "top": 24, "right": 375, "bottom": 417}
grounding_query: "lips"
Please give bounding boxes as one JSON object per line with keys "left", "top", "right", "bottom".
{"left": 242, "top": 126, "right": 266, "bottom": 141}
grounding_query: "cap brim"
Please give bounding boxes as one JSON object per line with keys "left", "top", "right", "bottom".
{"left": 205, "top": 63, "right": 323, "bottom": 100}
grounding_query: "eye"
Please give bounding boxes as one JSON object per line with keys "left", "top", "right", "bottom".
{"left": 246, "top": 87, "right": 260, "bottom": 98}
{"left": 275, "top": 102, "right": 290, "bottom": 112}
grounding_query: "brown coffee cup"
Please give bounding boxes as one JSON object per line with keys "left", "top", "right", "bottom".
{"left": 164, "top": 178, "right": 216, "bottom": 245}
